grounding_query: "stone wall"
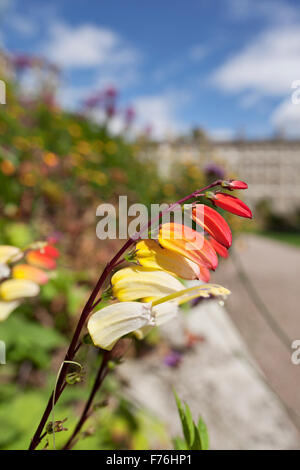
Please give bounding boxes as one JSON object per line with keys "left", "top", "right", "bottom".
{"left": 151, "top": 140, "right": 300, "bottom": 213}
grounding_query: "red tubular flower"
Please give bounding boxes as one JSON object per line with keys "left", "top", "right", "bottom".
{"left": 42, "top": 245, "right": 59, "bottom": 258}
{"left": 206, "top": 192, "right": 252, "bottom": 218}
{"left": 192, "top": 204, "right": 232, "bottom": 248}
{"left": 222, "top": 180, "right": 248, "bottom": 190}
{"left": 208, "top": 236, "right": 229, "bottom": 258}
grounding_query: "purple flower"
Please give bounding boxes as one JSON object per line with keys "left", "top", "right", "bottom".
{"left": 204, "top": 163, "right": 226, "bottom": 180}
{"left": 163, "top": 350, "right": 182, "bottom": 368}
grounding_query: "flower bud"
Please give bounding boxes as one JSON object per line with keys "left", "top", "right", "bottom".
{"left": 221, "top": 180, "right": 248, "bottom": 190}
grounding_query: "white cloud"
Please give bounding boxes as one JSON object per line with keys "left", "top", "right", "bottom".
{"left": 132, "top": 92, "right": 188, "bottom": 139}
{"left": 212, "top": 26, "right": 300, "bottom": 97}
{"left": 44, "top": 22, "right": 139, "bottom": 69}
{"left": 227, "top": 0, "right": 297, "bottom": 24}
{"left": 271, "top": 99, "right": 300, "bottom": 137}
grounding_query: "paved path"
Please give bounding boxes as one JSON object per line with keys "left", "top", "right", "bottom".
{"left": 119, "top": 300, "right": 300, "bottom": 449}
{"left": 118, "top": 234, "right": 300, "bottom": 448}
{"left": 213, "top": 234, "right": 300, "bottom": 427}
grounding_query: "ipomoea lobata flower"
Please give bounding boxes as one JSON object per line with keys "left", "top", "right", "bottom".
{"left": 0, "top": 263, "right": 10, "bottom": 281}
{"left": 0, "top": 245, "right": 22, "bottom": 264}
{"left": 205, "top": 192, "right": 252, "bottom": 218}
{"left": 12, "top": 264, "right": 49, "bottom": 285}
{"left": 0, "top": 279, "right": 40, "bottom": 301}
{"left": 208, "top": 236, "right": 229, "bottom": 258}
{"left": 159, "top": 223, "right": 218, "bottom": 270}
{"left": 0, "top": 300, "right": 21, "bottom": 321}
{"left": 135, "top": 240, "right": 204, "bottom": 280}
{"left": 87, "top": 302, "right": 155, "bottom": 350}
{"left": 111, "top": 266, "right": 184, "bottom": 301}
{"left": 88, "top": 284, "right": 230, "bottom": 350}
{"left": 191, "top": 204, "right": 232, "bottom": 248}
{"left": 26, "top": 249, "right": 57, "bottom": 270}
{"left": 221, "top": 180, "right": 248, "bottom": 190}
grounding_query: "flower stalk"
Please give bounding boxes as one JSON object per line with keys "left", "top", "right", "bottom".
{"left": 28, "top": 179, "right": 237, "bottom": 450}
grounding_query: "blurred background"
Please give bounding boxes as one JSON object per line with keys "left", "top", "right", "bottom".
{"left": 0, "top": 0, "right": 299, "bottom": 450}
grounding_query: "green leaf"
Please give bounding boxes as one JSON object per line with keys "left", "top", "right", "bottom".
{"left": 0, "top": 314, "right": 65, "bottom": 368}
{"left": 173, "top": 390, "right": 194, "bottom": 448}
{"left": 191, "top": 425, "right": 202, "bottom": 450}
{"left": 184, "top": 403, "right": 195, "bottom": 447}
{"left": 197, "top": 417, "right": 209, "bottom": 450}
{"left": 173, "top": 390, "right": 209, "bottom": 450}
{"left": 172, "top": 436, "right": 187, "bottom": 450}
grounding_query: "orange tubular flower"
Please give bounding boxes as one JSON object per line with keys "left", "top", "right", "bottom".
{"left": 208, "top": 236, "right": 229, "bottom": 258}
{"left": 26, "top": 250, "right": 57, "bottom": 270}
{"left": 198, "top": 266, "right": 211, "bottom": 282}
{"left": 159, "top": 223, "right": 218, "bottom": 271}
{"left": 192, "top": 204, "right": 232, "bottom": 248}
{"left": 12, "top": 264, "right": 49, "bottom": 285}
{"left": 206, "top": 192, "right": 252, "bottom": 218}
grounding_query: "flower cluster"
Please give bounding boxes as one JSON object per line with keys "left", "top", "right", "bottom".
{"left": 0, "top": 242, "right": 59, "bottom": 321}
{"left": 87, "top": 180, "right": 252, "bottom": 350}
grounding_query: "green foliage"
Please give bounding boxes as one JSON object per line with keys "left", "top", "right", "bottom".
{"left": 173, "top": 390, "right": 209, "bottom": 450}
{"left": 0, "top": 314, "right": 65, "bottom": 367}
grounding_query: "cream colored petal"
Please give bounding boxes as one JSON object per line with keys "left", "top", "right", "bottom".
{"left": 0, "top": 263, "right": 10, "bottom": 281}
{"left": 0, "top": 279, "right": 40, "bottom": 301}
{"left": 134, "top": 301, "right": 179, "bottom": 339}
{"left": 0, "top": 246, "right": 23, "bottom": 264}
{"left": 111, "top": 266, "right": 183, "bottom": 301}
{"left": 0, "top": 300, "right": 21, "bottom": 321}
{"left": 88, "top": 302, "right": 155, "bottom": 350}
{"left": 153, "top": 301, "right": 179, "bottom": 326}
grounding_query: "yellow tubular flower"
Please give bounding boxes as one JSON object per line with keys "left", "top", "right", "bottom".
{"left": 111, "top": 266, "right": 183, "bottom": 302}
{"left": 0, "top": 300, "right": 21, "bottom": 322}
{"left": 135, "top": 240, "right": 201, "bottom": 280}
{"left": 0, "top": 279, "right": 40, "bottom": 301}
{"left": 88, "top": 284, "right": 230, "bottom": 350}
{"left": 0, "top": 245, "right": 22, "bottom": 264}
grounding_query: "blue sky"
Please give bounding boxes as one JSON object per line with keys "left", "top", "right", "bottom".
{"left": 1, "top": 0, "right": 300, "bottom": 139}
